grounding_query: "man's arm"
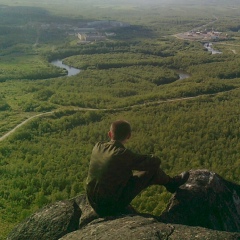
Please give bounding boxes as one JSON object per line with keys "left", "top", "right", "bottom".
{"left": 123, "top": 149, "right": 161, "bottom": 171}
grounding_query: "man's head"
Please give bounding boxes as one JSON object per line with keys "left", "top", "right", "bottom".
{"left": 108, "top": 120, "right": 131, "bottom": 143}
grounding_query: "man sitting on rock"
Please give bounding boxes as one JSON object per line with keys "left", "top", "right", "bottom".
{"left": 86, "top": 120, "right": 189, "bottom": 217}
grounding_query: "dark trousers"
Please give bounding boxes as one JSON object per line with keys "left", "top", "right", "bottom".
{"left": 119, "top": 168, "right": 169, "bottom": 208}
{"left": 87, "top": 168, "right": 170, "bottom": 217}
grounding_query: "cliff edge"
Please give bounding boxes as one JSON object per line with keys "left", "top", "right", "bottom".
{"left": 7, "top": 169, "right": 240, "bottom": 240}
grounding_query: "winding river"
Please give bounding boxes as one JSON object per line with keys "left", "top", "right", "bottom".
{"left": 51, "top": 59, "right": 81, "bottom": 76}
{"left": 51, "top": 59, "right": 190, "bottom": 80}
{"left": 177, "top": 71, "right": 191, "bottom": 80}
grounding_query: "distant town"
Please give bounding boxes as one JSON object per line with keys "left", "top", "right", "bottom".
{"left": 175, "top": 28, "right": 229, "bottom": 42}
{"left": 76, "top": 20, "right": 130, "bottom": 43}
{"left": 31, "top": 20, "right": 130, "bottom": 44}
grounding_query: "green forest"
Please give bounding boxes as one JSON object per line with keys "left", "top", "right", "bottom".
{"left": 0, "top": 0, "right": 240, "bottom": 238}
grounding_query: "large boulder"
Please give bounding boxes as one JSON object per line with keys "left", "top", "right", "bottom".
{"left": 159, "top": 169, "right": 240, "bottom": 232}
{"left": 7, "top": 169, "right": 240, "bottom": 240}
{"left": 7, "top": 199, "right": 82, "bottom": 240}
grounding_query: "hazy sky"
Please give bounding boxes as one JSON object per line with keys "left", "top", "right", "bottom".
{"left": 3, "top": 0, "right": 238, "bottom": 5}
{"left": 1, "top": 0, "right": 239, "bottom": 7}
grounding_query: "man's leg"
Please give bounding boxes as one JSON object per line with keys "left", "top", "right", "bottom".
{"left": 118, "top": 168, "right": 189, "bottom": 210}
{"left": 118, "top": 167, "right": 169, "bottom": 210}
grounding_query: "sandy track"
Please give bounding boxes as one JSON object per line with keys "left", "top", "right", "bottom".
{"left": 0, "top": 112, "right": 53, "bottom": 142}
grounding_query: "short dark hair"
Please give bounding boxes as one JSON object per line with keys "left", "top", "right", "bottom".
{"left": 110, "top": 120, "right": 131, "bottom": 141}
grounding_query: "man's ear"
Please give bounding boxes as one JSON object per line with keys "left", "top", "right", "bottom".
{"left": 108, "top": 131, "right": 112, "bottom": 139}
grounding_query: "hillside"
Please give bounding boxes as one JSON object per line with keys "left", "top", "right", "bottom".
{"left": 0, "top": 1, "right": 240, "bottom": 239}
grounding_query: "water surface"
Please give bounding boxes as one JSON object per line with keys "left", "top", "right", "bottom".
{"left": 51, "top": 59, "right": 81, "bottom": 76}
{"left": 204, "top": 43, "right": 222, "bottom": 55}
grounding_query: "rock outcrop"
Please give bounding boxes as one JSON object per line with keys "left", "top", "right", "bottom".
{"left": 159, "top": 169, "right": 240, "bottom": 232}
{"left": 7, "top": 169, "right": 240, "bottom": 240}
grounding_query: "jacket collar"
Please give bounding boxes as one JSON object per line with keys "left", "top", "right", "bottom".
{"left": 110, "top": 140, "right": 125, "bottom": 148}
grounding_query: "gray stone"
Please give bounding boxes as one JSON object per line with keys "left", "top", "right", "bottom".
{"left": 60, "top": 215, "right": 240, "bottom": 240}
{"left": 7, "top": 199, "right": 81, "bottom": 240}
{"left": 160, "top": 169, "right": 240, "bottom": 232}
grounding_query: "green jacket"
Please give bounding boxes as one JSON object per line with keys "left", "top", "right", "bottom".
{"left": 86, "top": 140, "right": 161, "bottom": 215}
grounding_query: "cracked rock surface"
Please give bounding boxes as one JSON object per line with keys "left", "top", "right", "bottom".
{"left": 60, "top": 215, "right": 239, "bottom": 240}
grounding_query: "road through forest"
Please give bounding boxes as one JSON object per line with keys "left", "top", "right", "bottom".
{"left": 0, "top": 112, "right": 53, "bottom": 142}
{"left": 0, "top": 92, "right": 230, "bottom": 142}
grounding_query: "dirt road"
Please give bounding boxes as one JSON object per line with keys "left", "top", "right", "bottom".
{"left": 0, "top": 112, "right": 53, "bottom": 142}
{"left": 0, "top": 92, "right": 223, "bottom": 142}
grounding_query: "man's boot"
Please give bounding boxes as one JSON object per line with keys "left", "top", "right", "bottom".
{"left": 164, "top": 171, "right": 190, "bottom": 193}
